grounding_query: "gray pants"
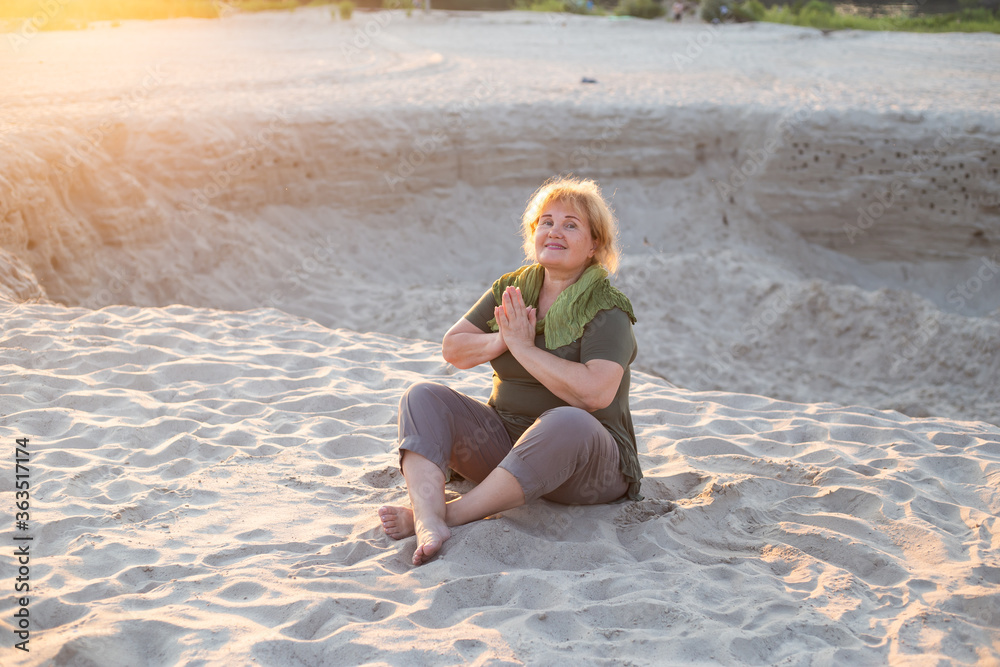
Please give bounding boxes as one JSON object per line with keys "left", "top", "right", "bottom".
{"left": 397, "top": 381, "right": 628, "bottom": 504}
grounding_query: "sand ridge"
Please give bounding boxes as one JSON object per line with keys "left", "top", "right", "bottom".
{"left": 1, "top": 298, "right": 999, "bottom": 664}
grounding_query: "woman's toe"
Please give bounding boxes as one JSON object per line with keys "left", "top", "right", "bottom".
{"left": 378, "top": 506, "right": 415, "bottom": 540}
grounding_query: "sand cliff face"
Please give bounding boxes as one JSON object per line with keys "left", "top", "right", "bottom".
{"left": 1, "top": 10, "right": 998, "bottom": 425}
{"left": 5, "top": 105, "right": 998, "bottom": 280}
{"left": 746, "top": 116, "right": 1000, "bottom": 261}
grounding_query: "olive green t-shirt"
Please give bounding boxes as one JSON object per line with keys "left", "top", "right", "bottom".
{"left": 463, "top": 288, "right": 642, "bottom": 500}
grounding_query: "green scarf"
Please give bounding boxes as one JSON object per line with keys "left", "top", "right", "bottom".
{"left": 486, "top": 263, "right": 636, "bottom": 350}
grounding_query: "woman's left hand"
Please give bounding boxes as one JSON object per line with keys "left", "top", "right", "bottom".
{"left": 495, "top": 286, "right": 537, "bottom": 354}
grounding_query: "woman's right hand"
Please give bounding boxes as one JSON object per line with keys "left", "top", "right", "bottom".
{"left": 494, "top": 287, "right": 537, "bottom": 356}
{"left": 488, "top": 318, "right": 509, "bottom": 358}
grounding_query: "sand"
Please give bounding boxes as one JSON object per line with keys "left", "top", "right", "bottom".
{"left": 1, "top": 7, "right": 999, "bottom": 665}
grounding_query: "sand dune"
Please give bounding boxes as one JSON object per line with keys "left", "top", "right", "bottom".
{"left": 1, "top": 298, "right": 999, "bottom": 664}
{"left": 1, "top": 8, "right": 999, "bottom": 665}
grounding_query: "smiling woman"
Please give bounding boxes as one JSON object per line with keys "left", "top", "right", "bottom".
{"left": 377, "top": 176, "right": 641, "bottom": 566}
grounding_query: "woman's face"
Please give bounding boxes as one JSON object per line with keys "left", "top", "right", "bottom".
{"left": 534, "top": 200, "right": 597, "bottom": 276}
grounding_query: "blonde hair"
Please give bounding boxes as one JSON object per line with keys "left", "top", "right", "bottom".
{"left": 520, "top": 176, "right": 621, "bottom": 275}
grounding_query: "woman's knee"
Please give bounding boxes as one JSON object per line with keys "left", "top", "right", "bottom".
{"left": 544, "top": 405, "right": 591, "bottom": 420}
{"left": 533, "top": 405, "right": 603, "bottom": 439}
{"left": 514, "top": 406, "right": 617, "bottom": 473}
{"left": 399, "top": 381, "right": 450, "bottom": 411}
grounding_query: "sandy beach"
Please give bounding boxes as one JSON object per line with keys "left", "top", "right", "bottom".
{"left": 1, "top": 7, "right": 999, "bottom": 665}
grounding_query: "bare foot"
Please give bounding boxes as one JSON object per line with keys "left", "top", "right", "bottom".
{"left": 412, "top": 518, "right": 451, "bottom": 566}
{"left": 378, "top": 505, "right": 415, "bottom": 540}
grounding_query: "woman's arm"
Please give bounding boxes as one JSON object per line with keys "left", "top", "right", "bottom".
{"left": 442, "top": 317, "right": 508, "bottom": 370}
{"left": 495, "top": 287, "right": 624, "bottom": 412}
{"left": 507, "top": 346, "right": 624, "bottom": 412}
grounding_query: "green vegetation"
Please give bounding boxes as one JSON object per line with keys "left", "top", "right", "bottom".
{"left": 514, "top": 0, "right": 604, "bottom": 15}
{"left": 515, "top": 0, "right": 566, "bottom": 11}
{"left": 742, "top": 0, "right": 765, "bottom": 18}
{"left": 711, "top": 0, "right": 1000, "bottom": 33}
{"left": 3, "top": 0, "right": 995, "bottom": 33}
{"left": 700, "top": 0, "right": 747, "bottom": 20}
{"left": 615, "top": 0, "right": 664, "bottom": 18}
{"left": 383, "top": 0, "right": 413, "bottom": 15}
{"left": 515, "top": 0, "right": 668, "bottom": 18}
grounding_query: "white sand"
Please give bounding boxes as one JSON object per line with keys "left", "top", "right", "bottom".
{"left": 1, "top": 300, "right": 999, "bottom": 664}
{"left": 1, "top": 8, "right": 999, "bottom": 665}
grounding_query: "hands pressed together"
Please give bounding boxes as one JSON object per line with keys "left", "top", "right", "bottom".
{"left": 494, "top": 286, "right": 537, "bottom": 355}
{"left": 486, "top": 284, "right": 622, "bottom": 412}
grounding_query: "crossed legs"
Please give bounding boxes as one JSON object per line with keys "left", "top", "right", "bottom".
{"left": 378, "top": 382, "right": 627, "bottom": 566}
{"left": 379, "top": 451, "right": 525, "bottom": 565}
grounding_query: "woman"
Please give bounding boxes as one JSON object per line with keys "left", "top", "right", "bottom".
{"left": 378, "top": 176, "right": 642, "bottom": 566}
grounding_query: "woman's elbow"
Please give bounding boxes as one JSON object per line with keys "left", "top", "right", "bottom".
{"left": 441, "top": 347, "right": 463, "bottom": 369}
{"left": 446, "top": 356, "right": 475, "bottom": 370}
{"left": 582, "top": 389, "right": 616, "bottom": 412}
{"left": 441, "top": 340, "right": 472, "bottom": 370}
{"left": 441, "top": 335, "right": 457, "bottom": 365}
{"left": 580, "top": 363, "right": 624, "bottom": 412}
